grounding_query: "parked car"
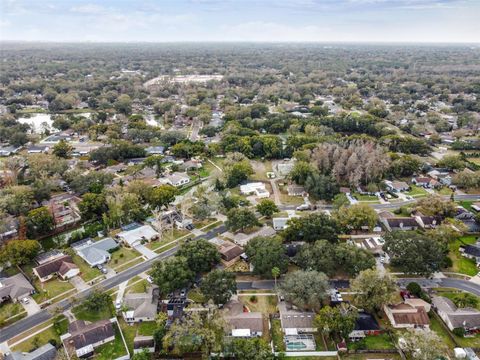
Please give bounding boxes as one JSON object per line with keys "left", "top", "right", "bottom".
{"left": 146, "top": 276, "right": 153, "bottom": 284}
{"left": 22, "top": 297, "right": 30, "bottom": 304}
{"left": 115, "top": 300, "right": 122, "bottom": 310}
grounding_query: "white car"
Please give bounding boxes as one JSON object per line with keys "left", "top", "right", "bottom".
{"left": 115, "top": 300, "right": 122, "bottom": 310}
{"left": 146, "top": 276, "right": 153, "bottom": 284}
{"left": 22, "top": 297, "right": 30, "bottom": 304}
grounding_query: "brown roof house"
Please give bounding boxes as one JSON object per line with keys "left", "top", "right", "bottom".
{"left": 133, "top": 335, "right": 155, "bottom": 354}
{"left": 61, "top": 319, "right": 116, "bottom": 358}
{"left": 218, "top": 241, "right": 244, "bottom": 263}
{"left": 223, "top": 301, "right": 264, "bottom": 338}
{"left": 0, "top": 273, "right": 35, "bottom": 303}
{"left": 432, "top": 296, "right": 480, "bottom": 333}
{"left": 384, "top": 298, "right": 430, "bottom": 329}
{"left": 33, "top": 255, "right": 79, "bottom": 282}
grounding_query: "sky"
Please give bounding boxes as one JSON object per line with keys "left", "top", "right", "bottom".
{"left": 0, "top": 0, "right": 479, "bottom": 43}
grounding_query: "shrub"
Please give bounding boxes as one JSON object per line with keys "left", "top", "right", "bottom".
{"left": 250, "top": 295, "right": 257, "bottom": 303}
{"left": 406, "top": 282, "right": 422, "bottom": 297}
{"left": 453, "top": 327, "right": 465, "bottom": 337}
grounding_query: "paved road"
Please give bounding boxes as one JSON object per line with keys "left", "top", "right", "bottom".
{"left": 0, "top": 224, "right": 226, "bottom": 343}
{"left": 398, "top": 277, "right": 480, "bottom": 296}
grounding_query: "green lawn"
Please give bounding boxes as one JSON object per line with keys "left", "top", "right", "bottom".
{"left": 11, "top": 317, "right": 68, "bottom": 352}
{"left": 348, "top": 333, "right": 395, "bottom": 350}
{"left": 72, "top": 304, "right": 113, "bottom": 322}
{"left": 447, "top": 235, "right": 478, "bottom": 276}
{"left": 406, "top": 185, "right": 428, "bottom": 197}
{"left": 32, "top": 278, "right": 75, "bottom": 303}
{"left": 459, "top": 201, "right": 474, "bottom": 212}
{"left": 352, "top": 193, "right": 379, "bottom": 202}
{"left": 110, "top": 247, "right": 141, "bottom": 270}
{"left": 138, "top": 321, "right": 157, "bottom": 336}
{"left": 115, "top": 257, "right": 144, "bottom": 273}
{"left": 126, "top": 279, "right": 148, "bottom": 294}
{"left": 429, "top": 313, "right": 456, "bottom": 349}
{"left": 118, "top": 318, "right": 137, "bottom": 354}
{"left": 271, "top": 318, "right": 286, "bottom": 352}
{"left": 433, "top": 288, "right": 480, "bottom": 310}
{"left": 71, "top": 254, "right": 102, "bottom": 282}
{"left": 95, "top": 323, "right": 128, "bottom": 360}
{"left": 0, "top": 302, "right": 26, "bottom": 326}
{"left": 146, "top": 229, "right": 189, "bottom": 250}
{"left": 188, "top": 288, "right": 206, "bottom": 303}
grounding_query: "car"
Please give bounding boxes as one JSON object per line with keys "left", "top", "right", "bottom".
{"left": 22, "top": 297, "right": 30, "bottom": 304}
{"left": 379, "top": 256, "right": 385, "bottom": 264}
{"left": 296, "top": 204, "right": 310, "bottom": 211}
{"left": 180, "top": 289, "right": 187, "bottom": 298}
{"left": 101, "top": 268, "right": 108, "bottom": 274}
{"left": 146, "top": 276, "right": 153, "bottom": 284}
{"left": 97, "top": 264, "right": 104, "bottom": 270}
{"left": 115, "top": 300, "right": 122, "bottom": 310}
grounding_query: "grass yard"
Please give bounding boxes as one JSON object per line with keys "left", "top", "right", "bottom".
{"left": 433, "top": 288, "right": 480, "bottom": 310}
{"left": 429, "top": 313, "right": 457, "bottom": 349}
{"left": 352, "top": 193, "right": 379, "bottom": 202}
{"left": 447, "top": 235, "right": 478, "bottom": 276}
{"left": 71, "top": 254, "right": 101, "bottom": 282}
{"left": 437, "top": 187, "right": 454, "bottom": 195}
{"left": 341, "top": 355, "right": 402, "bottom": 360}
{"left": 126, "top": 279, "right": 148, "bottom": 294}
{"left": 406, "top": 185, "right": 428, "bottom": 197}
{"left": 114, "top": 257, "right": 144, "bottom": 273}
{"left": 347, "top": 333, "right": 395, "bottom": 350}
{"left": 459, "top": 201, "right": 474, "bottom": 212}
{"left": 271, "top": 318, "right": 286, "bottom": 352}
{"left": 146, "top": 229, "right": 189, "bottom": 250}
{"left": 110, "top": 247, "right": 141, "bottom": 270}
{"left": 32, "top": 278, "right": 75, "bottom": 303}
{"left": 72, "top": 303, "right": 113, "bottom": 322}
{"left": 0, "top": 302, "right": 26, "bottom": 326}
{"left": 95, "top": 323, "right": 128, "bottom": 360}
{"left": 138, "top": 321, "right": 157, "bottom": 336}
{"left": 239, "top": 294, "right": 278, "bottom": 314}
{"left": 188, "top": 288, "right": 206, "bottom": 303}
{"left": 11, "top": 317, "right": 68, "bottom": 352}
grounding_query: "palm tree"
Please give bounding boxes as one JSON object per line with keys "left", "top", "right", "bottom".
{"left": 271, "top": 267, "right": 280, "bottom": 289}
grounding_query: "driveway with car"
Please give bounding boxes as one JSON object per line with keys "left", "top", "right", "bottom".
{"left": 20, "top": 296, "right": 41, "bottom": 316}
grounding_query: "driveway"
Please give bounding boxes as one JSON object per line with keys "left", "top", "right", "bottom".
{"left": 20, "top": 297, "right": 41, "bottom": 316}
{"left": 70, "top": 276, "right": 89, "bottom": 291}
{"left": 134, "top": 244, "right": 157, "bottom": 260}
{"left": 270, "top": 179, "right": 282, "bottom": 206}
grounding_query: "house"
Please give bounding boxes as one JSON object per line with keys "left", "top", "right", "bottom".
{"left": 0, "top": 273, "right": 35, "bottom": 304}
{"left": 472, "top": 202, "right": 480, "bottom": 212}
{"left": 122, "top": 286, "right": 159, "bottom": 323}
{"left": 0, "top": 216, "right": 18, "bottom": 243}
{"left": 179, "top": 159, "right": 203, "bottom": 171}
{"left": 43, "top": 194, "right": 81, "bottom": 230}
{"left": 349, "top": 312, "right": 381, "bottom": 341}
{"left": 218, "top": 241, "right": 244, "bottom": 263}
{"left": 353, "top": 236, "right": 385, "bottom": 255}
{"left": 27, "top": 145, "right": 49, "bottom": 154}
{"left": 117, "top": 223, "right": 159, "bottom": 248}
{"left": 71, "top": 237, "right": 118, "bottom": 267}
{"left": 411, "top": 177, "right": 441, "bottom": 189}
{"left": 415, "top": 215, "right": 442, "bottom": 229}
{"left": 162, "top": 172, "right": 190, "bottom": 187}
{"left": 384, "top": 299, "right": 430, "bottom": 329}
{"left": 133, "top": 335, "right": 155, "bottom": 354}
{"left": 175, "top": 217, "right": 193, "bottom": 230}
{"left": 33, "top": 255, "right": 79, "bottom": 282}
{"left": 273, "top": 217, "right": 289, "bottom": 231}
{"left": 62, "top": 319, "right": 115, "bottom": 358}
{"left": 381, "top": 217, "right": 420, "bottom": 232}
{"left": 279, "top": 302, "right": 317, "bottom": 335}
{"left": 0, "top": 145, "right": 21, "bottom": 157}
{"left": 287, "top": 184, "right": 306, "bottom": 197}
{"left": 5, "top": 343, "right": 57, "bottom": 360}
{"left": 432, "top": 296, "right": 480, "bottom": 333}
{"left": 239, "top": 182, "right": 270, "bottom": 198}
{"left": 225, "top": 312, "right": 264, "bottom": 337}
{"left": 460, "top": 240, "right": 480, "bottom": 266}
{"left": 145, "top": 146, "right": 164, "bottom": 155}
{"left": 384, "top": 180, "right": 410, "bottom": 193}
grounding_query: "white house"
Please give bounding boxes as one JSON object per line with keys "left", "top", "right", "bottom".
{"left": 162, "top": 172, "right": 190, "bottom": 187}
{"left": 240, "top": 182, "right": 270, "bottom": 198}
{"left": 117, "top": 224, "right": 159, "bottom": 248}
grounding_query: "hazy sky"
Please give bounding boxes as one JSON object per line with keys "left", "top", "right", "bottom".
{"left": 1, "top": 0, "right": 479, "bottom": 43}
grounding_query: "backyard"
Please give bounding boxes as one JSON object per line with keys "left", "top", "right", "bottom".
{"left": 447, "top": 235, "right": 478, "bottom": 276}
{"left": 95, "top": 323, "right": 129, "bottom": 360}
{"left": 347, "top": 333, "right": 395, "bottom": 351}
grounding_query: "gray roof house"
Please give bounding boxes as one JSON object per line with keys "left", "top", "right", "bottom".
{"left": 225, "top": 312, "right": 264, "bottom": 337}
{"left": 432, "top": 296, "right": 480, "bottom": 332}
{"left": 0, "top": 273, "right": 35, "bottom": 303}
{"left": 123, "top": 286, "right": 159, "bottom": 323}
{"left": 71, "top": 237, "right": 118, "bottom": 267}
{"left": 5, "top": 343, "right": 57, "bottom": 360}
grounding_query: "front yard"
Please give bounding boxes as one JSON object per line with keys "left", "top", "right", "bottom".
{"left": 11, "top": 316, "right": 68, "bottom": 352}
{"left": 405, "top": 185, "right": 428, "bottom": 197}
{"left": 110, "top": 247, "right": 141, "bottom": 271}
{"left": 146, "top": 229, "right": 189, "bottom": 251}
{"left": 71, "top": 254, "right": 102, "bottom": 282}
{"left": 72, "top": 303, "right": 114, "bottom": 322}
{"left": 238, "top": 294, "right": 278, "bottom": 314}
{"left": 32, "top": 278, "right": 75, "bottom": 303}
{"left": 447, "top": 235, "right": 478, "bottom": 276}
{"left": 0, "top": 302, "right": 26, "bottom": 326}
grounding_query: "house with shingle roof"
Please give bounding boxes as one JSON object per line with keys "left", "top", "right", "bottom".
{"left": 33, "top": 255, "right": 79, "bottom": 282}
{"left": 0, "top": 273, "right": 35, "bottom": 304}
{"left": 122, "top": 286, "right": 159, "bottom": 323}
{"left": 381, "top": 217, "right": 420, "bottom": 232}
{"left": 384, "top": 299, "right": 430, "bottom": 329}
{"left": 5, "top": 343, "right": 57, "bottom": 360}
{"left": 432, "top": 296, "right": 480, "bottom": 332}
{"left": 62, "top": 319, "right": 116, "bottom": 358}
{"left": 71, "top": 237, "right": 118, "bottom": 267}
{"left": 225, "top": 312, "right": 264, "bottom": 337}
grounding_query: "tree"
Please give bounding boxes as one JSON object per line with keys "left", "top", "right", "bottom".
{"left": 452, "top": 292, "right": 479, "bottom": 308}
{"left": 314, "top": 305, "right": 358, "bottom": 339}
{"left": 289, "top": 161, "right": 315, "bottom": 185}
{"left": 151, "top": 256, "right": 194, "bottom": 296}
{"left": 177, "top": 239, "right": 220, "bottom": 274}
{"left": 225, "top": 338, "right": 273, "bottom": 360}
{"left": 416, "top": 195, "right": 456, "bottom": 218}
{"left": 282, "top": 213, "right": 339, "bottom": 243}
{"left": 224, "top": 161, "right": 253, "bottom": 188}
{"left": 383, "top": 231, "right": 446, "bottom": 276}
{"left": 148, "top": 185, "right": 178, "bottom": 209}
{"left": 0, "top": 239, "right": 41, "bottom": 266}
{"left": 406, "top": 282, "right": 422, "bottom": 297}
{"left": 401, "top": 329, "right": 448, "bottom": 360}
{"left": 52, "top": 140, "right": 73, "bottom": 158}
{"left": 351, "top": 269, "right": 397, "bottom": 313}
{"left": 295, "top": 240, "right": 336, "bottom": 276}
{"left": 437, "top": 154, "right": 466, "bottom": 171}
{"left": 280, "top": 270, "right": 329, "bottom": 311}
{"left": 334, "top": 243, "right": 376, "bottom": 276}
{"left": 256, "top": 199, "right": 278, "bottom": 218}
{"left": 272, "top": 267, "right": 280, "bottom": 288}
{"left": 304, "top": 172, "right": 339, "bottom": 201}
{"left": 245, "top": 237, "right": 288, "bottom": 277}
{"left": 153, "top": 312, "right": 168, "bottom": 350}
{"left": 333, "top": 204, "right": 378, "bottom": 233}
{"left": 200, "top": 270, "right": 236, "bottom": 305}
{"left": 84, "top": 290, "right": 112, "bottom": 312}
{"left": 78, "top": 192, "right": 107, "bottom": 220}
{"left": 163, "top": 310, "right": 224, "bottom": 356}
{"left": 114, "top": 94, "right": 132, "bottom": 114}
{"left": 0, "top": 185, "right": 34, "bottom": 215}
{"left": 26, "top": 206, "right": 55, "bottom": 238}
{"left": 226, "top": 208, "right": 259, "bottom": 232}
